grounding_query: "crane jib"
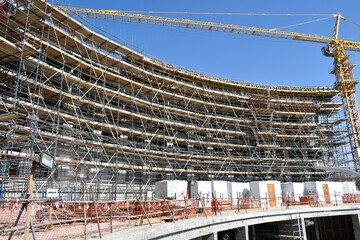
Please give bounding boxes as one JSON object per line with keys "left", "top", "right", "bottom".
{"left": 58, "top": 6, "right": 360, "bottom": 52}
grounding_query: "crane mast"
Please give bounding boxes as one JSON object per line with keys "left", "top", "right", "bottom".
{"left": 58, "top": 7, "right": 360, "bottom": 168}
{"left": 318, "top": 13, "right": 360, "bottom": 168}
{"left": 332, "top": 42, "right": 360, "bottom": 169}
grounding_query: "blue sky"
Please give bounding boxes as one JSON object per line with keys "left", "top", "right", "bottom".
{"left": 54, "top": 0, "right": 360, "bottom": 90}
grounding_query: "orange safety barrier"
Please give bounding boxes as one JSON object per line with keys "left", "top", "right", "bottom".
{"left": 240, "top": 198, "right": 261, "bottom": 209}
{"left": 342, "top": 194, "right": 360, "bottom": 203}
{"left": 1, "top": 194, "right": 360, "bottom": 239}
{"left": 0, "top": 4, "right": 8, "bottom": 18}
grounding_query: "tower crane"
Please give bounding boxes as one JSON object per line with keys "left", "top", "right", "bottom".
{"left": 57, "top": 7, "right": 360, "bottom": 169}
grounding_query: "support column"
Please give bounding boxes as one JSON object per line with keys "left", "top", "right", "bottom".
{"left": 314, "top": 218, "right": 321, "bottom": 240}
{"left": 245, "top": 225, "right": 249, "bottom": 240}
{"left": 352, "top": 214, "right": 360, "bottom": 240}
{"left": 300, "top": 216, "right": 308, "bottom": 240}
{"left": 252, "top": 225, "right": 256, "bottom": 240}
{"left": 213, "top": 232, "right": 218, "bottom": 240}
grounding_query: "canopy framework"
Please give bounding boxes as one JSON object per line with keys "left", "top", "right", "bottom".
{"left": 0, "top": 0, "right": 353, "bottom": 200}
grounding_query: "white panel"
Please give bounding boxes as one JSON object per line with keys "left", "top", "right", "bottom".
{"left": 342, "top": 181, "right": 357, "bottom": 194}
{"left": 211, "top": 180, "right": 228, "bottom": 199}
{"left": 155, "top": 180, "right": 187, "bottom": 200}
{"left": 328, "top": 182, "right": 343, "bottom": 204}
{"left": 292, "top": 182, "right": 305, "bottom": 202}
{"left": 46, "top": 188, "right": 59, "bottom": 198}
{"left": 191, "top": 181, "right": 212, "bottom": 199}
{"left": 228, "top": 182, "right": 251, "bottom": 205}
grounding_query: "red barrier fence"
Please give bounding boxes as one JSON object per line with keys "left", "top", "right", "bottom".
{"left": 1, "top": 194, "right": 360, "bottom": 239}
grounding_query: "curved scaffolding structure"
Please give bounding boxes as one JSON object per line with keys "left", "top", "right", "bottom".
{"left": 0, "top": 0, "right": 351, "bottom": 200}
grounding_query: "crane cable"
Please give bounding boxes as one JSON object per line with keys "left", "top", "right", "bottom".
{"left": 271, "top": 16, "right": 336, "bottom": 31}
{"left": 344, "top": 18, "right": 360, "bottom": 35}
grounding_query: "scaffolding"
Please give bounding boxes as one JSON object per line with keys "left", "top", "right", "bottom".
{"left": 0, "top": 0, "right": 353, "bottom": 201}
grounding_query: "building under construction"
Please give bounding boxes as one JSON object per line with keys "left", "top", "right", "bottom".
{"left": 0, "top": 0, "right": 355, "bottom": 200}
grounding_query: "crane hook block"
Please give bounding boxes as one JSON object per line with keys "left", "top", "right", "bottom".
{"left": 322, "top": 45, "right": 334, "bottom": 57}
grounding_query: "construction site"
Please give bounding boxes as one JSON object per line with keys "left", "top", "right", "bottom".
{"left": 1, "top": 0, "right": 360, "bottom": 239}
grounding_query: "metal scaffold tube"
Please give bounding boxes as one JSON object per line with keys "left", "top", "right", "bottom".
{"left": 0, "top": 0, "right": 356, "bottom": 202}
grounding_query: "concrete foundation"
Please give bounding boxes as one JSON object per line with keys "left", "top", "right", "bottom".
{"left": 100, "top": 206, "right": 360, "bottom": 240}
